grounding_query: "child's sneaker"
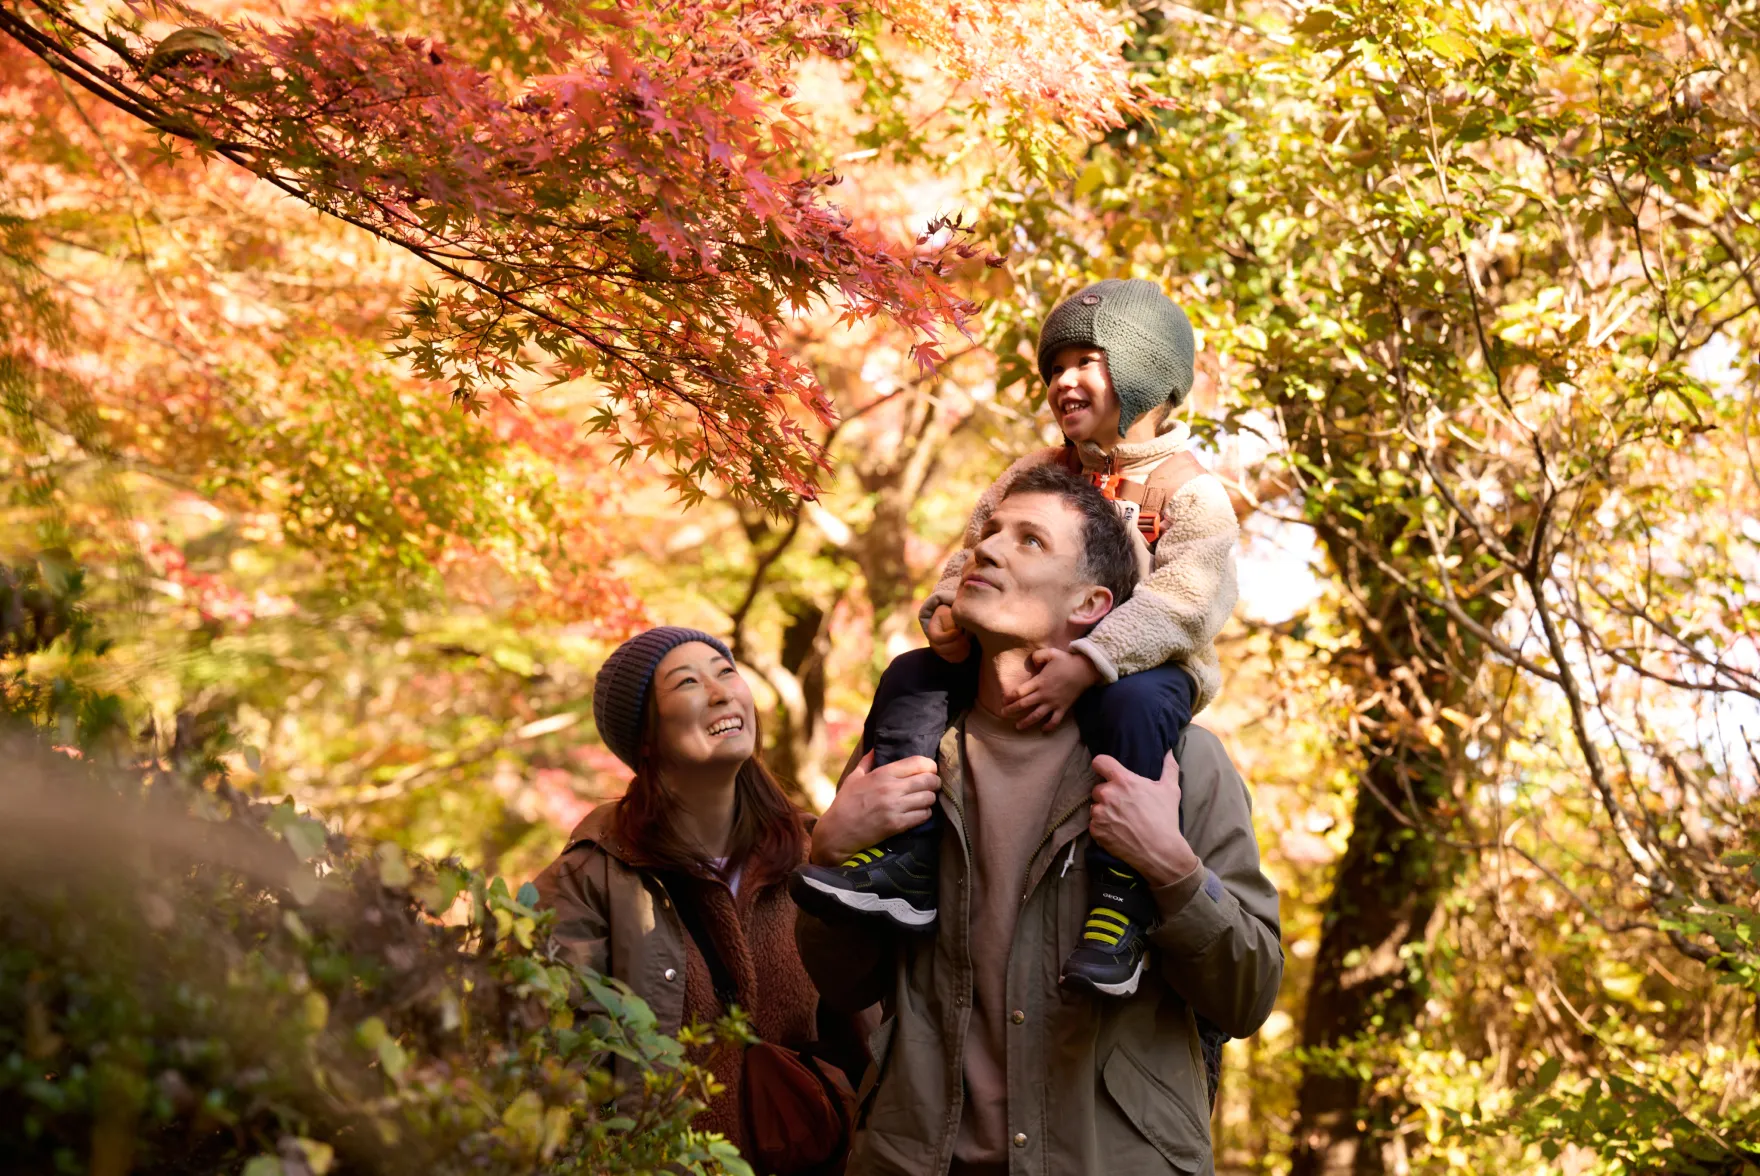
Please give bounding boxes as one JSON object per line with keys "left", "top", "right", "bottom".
{"left": 1060, "top": 862, "right": 1157, "bottom": 997}
{"left": 787, "top": 823, "right": 939, "bottom": 931}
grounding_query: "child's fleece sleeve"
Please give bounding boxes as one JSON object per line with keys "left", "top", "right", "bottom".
{"left": 1069, "top": 471, "right": 1239, "bottom": 713}
{"left": 916, "top": 448, "right": 1065, "bottom": 636}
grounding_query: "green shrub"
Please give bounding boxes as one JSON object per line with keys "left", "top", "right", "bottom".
{"left": 0, "top": 727, "right": 751, "bottom": 1176}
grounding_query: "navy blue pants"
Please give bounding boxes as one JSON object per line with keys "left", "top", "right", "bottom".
{"left": 862, "top": 647, "right": 1194, "bottom": 865}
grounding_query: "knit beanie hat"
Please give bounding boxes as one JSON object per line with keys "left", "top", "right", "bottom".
{"left": 1036, "top": 278, "right": 1196, "bottom": 435}
{"left": 592, "top": 626, "right": 734, "bottom": 771}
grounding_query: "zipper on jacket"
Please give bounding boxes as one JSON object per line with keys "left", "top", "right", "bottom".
{"left": 941, "top": 742, "right": 969, "bottom": 838}
{"left": 1021, "top": 795, "right": 1089, "bottom": 903}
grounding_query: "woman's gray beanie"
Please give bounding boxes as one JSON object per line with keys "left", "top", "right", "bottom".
{"left": 1036, "top": 278, "right": 1195, "bottom": 435}
{"left": 592, "top": 626, "right": 734, "bottom": 770}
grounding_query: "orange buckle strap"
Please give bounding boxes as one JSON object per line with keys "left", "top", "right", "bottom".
{"left": 1085, "top": 471, "right": 1165, "bottom": 546}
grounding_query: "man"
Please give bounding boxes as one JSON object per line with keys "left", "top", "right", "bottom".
{"left": 796, "top": 464, "right": 1283, "bottom": 1176}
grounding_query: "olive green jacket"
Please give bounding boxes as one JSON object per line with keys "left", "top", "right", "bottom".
{"left": 796, "top": 723, "right": 1283, "bottom": 1176}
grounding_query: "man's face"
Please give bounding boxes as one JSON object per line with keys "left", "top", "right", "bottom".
{"left": 1047, "top": 344, "right": 1119, "bottom": 443}
{"left": 951, "top": 491, "right": 1114, "bottom": 649}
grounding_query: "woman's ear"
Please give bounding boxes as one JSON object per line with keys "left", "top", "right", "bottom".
{"left": 1068, "top": 584, "right": 1115, "bottom": 629}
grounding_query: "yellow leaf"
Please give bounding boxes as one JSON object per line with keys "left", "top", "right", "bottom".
{"left": 292, "top": 1140, "right": 335, "bottom": 1176}
{"left": 1422, "top": 31, "right": 1475, "bottom": 62}
{"left": 1622, "top": 3, "right": 1670, "bottom": 27}
{"left": 502, "top": 1090, "right": 545, "bottom": 1153}
{"left": 540, "top": 1105, "right": 573, "bottom": 1160}
{"left": 1598, "top": 960, "right": 1644, "bottom": 1002}
{"left": 303, "top": 991, "right": 329, "bottom": 1032}
{"left": 1074, "top": 162, "right": 1106, "bottom": 201}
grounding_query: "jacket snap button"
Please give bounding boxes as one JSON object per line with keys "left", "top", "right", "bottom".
{"left": 1010, "top": 1009, "right": 1025, "bottom": 1024}
{"left": 663, "top": 967, "right": 678, "bottom": 982}
{"left": 1013, "top": 1133, "right": 1028, "bottom": 1148}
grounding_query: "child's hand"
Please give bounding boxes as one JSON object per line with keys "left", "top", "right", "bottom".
{"left": 1003, "top": 647, "right": 1102, "bottom": 732}
{"left": 926, "top": 604, "right": 971, "bottom": 662}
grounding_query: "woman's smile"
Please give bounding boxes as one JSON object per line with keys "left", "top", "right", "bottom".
{"left": 650, "top": 642, "right": 759, "bottom": 766}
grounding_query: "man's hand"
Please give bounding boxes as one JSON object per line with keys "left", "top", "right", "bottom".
{"left": 811, "top": 751, "right": 941, "bottom": 866}
{"left": 1002, "top": 646, "right": 1101, "bottom": 731}
{"left": 1089, "top": 751, "right": 1200, "bottom": 888}
{"left": 926, "top": 604, "right": 971, "bottom": 663}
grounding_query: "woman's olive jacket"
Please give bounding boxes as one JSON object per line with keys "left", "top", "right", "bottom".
{"left": 796, "top": 723, "right": 1283, "bottom": 1176}
{"left": 532, "top": 804, "right": 823, "bottom": 1151}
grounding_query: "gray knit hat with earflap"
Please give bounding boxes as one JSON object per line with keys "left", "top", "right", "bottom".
{"left": 592, "top": 626, "right": 734, "bottom": 771}
{"left": 1036, "top": 279, "right": 1195, "bottom": 435}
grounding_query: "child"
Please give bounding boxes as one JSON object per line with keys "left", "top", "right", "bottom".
{"left": 791, "top": 279, "right": 1240, "bottom": 999}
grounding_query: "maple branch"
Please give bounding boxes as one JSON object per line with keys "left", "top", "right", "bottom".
{"left": 728, "top": 509, "right": 806, "bottom": 659}
{"left": 0, "top": 0, "right": 983, "bottom": 511}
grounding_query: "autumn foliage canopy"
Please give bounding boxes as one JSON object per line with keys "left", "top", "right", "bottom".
{"left": 2, "top": 0, "right": 1012, "bottom": 508}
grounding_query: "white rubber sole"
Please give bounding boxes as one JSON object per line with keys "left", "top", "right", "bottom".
{"left": 796, "top": 874, "right": 938, "bottom": 927}
{"left": 1066, "top": 956, "right": 1146, "bottom": 998}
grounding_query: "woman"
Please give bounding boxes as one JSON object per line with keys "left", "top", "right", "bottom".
{"left": 533, "top": 626, "right": 850, "bottom": 1166}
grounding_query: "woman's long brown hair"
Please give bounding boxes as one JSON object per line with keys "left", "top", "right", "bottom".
{"left": 613, "top": 710, "right": 807, "bottom": 887}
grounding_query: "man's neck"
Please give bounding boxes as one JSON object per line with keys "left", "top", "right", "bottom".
{"left": 975, "top": 645, "right": 1052, "bottom": 717}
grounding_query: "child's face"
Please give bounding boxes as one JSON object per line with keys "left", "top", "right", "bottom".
{"left": 1046, "top": 345, "right": 1119, "bottom": 443}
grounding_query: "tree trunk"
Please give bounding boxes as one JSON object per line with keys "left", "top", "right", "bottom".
{"left": 1288, "top": 530, "right": 1491, "bottom": 1175}
{"left": 756, "top": 594, "right": 833, "bottom": 809}
{"left": 853, "top": 481, "right": 916, "bottom": 656}
{"left": 1288, "top": 727, "right": 1460, "bottom": 1176}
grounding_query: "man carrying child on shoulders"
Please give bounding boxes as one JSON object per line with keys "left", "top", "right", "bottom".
{"left": 792, "top": 280, "right": 1283, "bottom": 1176}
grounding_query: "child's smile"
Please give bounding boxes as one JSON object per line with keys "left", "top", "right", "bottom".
{"left": 1046, "top": 345, "right": 1120, "bottom": 442}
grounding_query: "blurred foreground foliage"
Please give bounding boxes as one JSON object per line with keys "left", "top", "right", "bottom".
{"left": 0, "top": 561, "right": 749, "bottom": 1176}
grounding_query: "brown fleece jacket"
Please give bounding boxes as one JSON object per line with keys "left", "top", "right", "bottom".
{"left": 671, "top": 871, "right": 821, "bottom": 1147}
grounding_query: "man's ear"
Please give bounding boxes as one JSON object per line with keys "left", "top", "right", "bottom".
{"left": 1068, "top": 584, "right": 1114, "bottom": 629}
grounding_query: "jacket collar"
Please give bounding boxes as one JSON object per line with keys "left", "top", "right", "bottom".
{"left": 937, "top": 712, "right": 1098, "bottom": 840}
{"left": 1073, "top": 419, "right": 1191, "bottom": 478}
{"left": 564, "top": 801, "right": 634, "bottom": 863}
{"left": 562, "top": 797, "right": 816, "bottom": 878}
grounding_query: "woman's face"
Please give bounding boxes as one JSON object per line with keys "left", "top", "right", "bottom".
{"left": 649, "top": 641, "right": 756, "bottom": 770}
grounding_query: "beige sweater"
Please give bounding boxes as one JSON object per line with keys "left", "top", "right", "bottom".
{"left": 919, "top": 423, "right": 1239, "bottom": 712}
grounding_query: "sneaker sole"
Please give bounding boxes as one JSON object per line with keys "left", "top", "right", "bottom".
{"left": 793, "top": 873, "right": 938, "bottom": 928}
{"left": 1061, "top": 956, "right": 1146, "bottom": 998}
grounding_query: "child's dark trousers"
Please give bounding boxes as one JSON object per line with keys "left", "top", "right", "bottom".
{"left": 860, "top": 647, "right": 1196, "bottom": 858}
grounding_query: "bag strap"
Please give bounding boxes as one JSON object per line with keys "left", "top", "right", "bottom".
{"left": 661, "top": 874, "right": 741, "bottom": 1012}
{"left": 1110, "top": 450, "right": 1209, "bottom": 545}
{"left": 1144, "top": 448, "right": 1207, "bottom": 494}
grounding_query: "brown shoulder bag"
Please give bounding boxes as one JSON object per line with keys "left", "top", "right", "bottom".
{"left": 672, "top": 878, "right": 858, "bottom": 1176}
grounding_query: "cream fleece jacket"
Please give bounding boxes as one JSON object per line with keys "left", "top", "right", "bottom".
{"left": 918, "top": 423, "right": 1239, "bottom": 713}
